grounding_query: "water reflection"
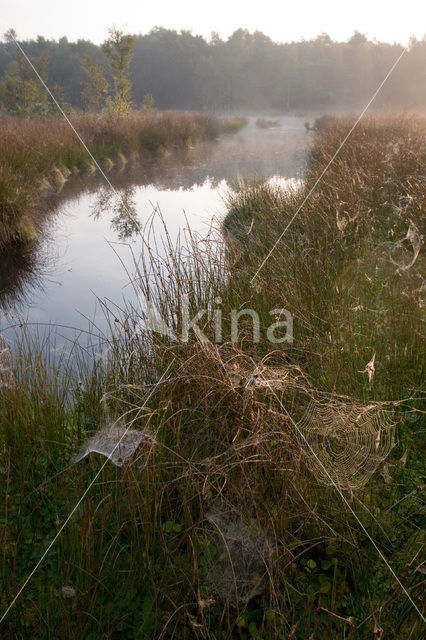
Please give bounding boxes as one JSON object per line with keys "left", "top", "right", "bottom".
{"left": 0, "top": 240, "right": 46, "bottom": 310}
{"left": 91, "top": 186, "right": 140, "bottom": 240}
{"left": 0, "top": 116, "right": 310, "bottom": 340}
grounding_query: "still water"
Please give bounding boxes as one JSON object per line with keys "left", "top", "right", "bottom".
{"left": 0, "top": 117, "right": 309, "bottom": 346}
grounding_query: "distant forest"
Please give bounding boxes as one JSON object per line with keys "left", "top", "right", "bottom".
{"left": 0, "top": 29, "right": 425, "bottom": 112}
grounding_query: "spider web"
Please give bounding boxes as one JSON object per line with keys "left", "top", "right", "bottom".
{"left": 73, "top": 425, "right": 155, "bottom": 467}
{"left": 219, "top": 355, "right": 398, "bottom": 491}
{"left": 296, "top": 398, "right": 397, "bottom": 490}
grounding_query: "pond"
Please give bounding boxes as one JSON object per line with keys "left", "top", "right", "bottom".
{"left": 0, "top": 116, "right": 310, "bottom": 349}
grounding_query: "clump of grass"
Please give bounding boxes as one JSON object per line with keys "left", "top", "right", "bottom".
{"left": 221, "top": 116, "right": 249, "bottom": 133}
{"left": 310, "top": 114, "right": 338, "bottom": 131}
{"left": 1, "top": 114, "right": 425, "bottom": 638}
{"left": 256, "top": 118, "right": 280, "bottom": 129}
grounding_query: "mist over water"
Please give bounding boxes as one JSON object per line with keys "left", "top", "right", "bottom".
{"left": 0, "top": 116, "right": 309, "bottom": 347}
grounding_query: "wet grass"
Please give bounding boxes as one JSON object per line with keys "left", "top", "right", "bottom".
{"left": 0, "top": 114, "right": 425, "bottom": 639}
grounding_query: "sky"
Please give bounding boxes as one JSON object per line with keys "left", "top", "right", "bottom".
{"left": 2, "top": 0, "right": 425, "bottom": 45}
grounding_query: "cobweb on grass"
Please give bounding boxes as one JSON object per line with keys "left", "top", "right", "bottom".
{"left": 389, "top": 219, "right": 423, "bottom": 273}
{"left": 296, "top": 398, "right": 397, "bottom": 490}
{"left": 219, "top": 355, "right": 397, "bottom": 491}
{"left": 200, "top": 508, "right": 272, "bottom": 604}
{"left": 73, "top": 425, "right": 155, "bottom": 467}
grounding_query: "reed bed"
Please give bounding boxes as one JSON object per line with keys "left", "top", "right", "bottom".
{"left": 0, "top": 111, "right": 247, "bottom": 248}
{"left": 0, "top": 114, "right": 425, "bottom": 639}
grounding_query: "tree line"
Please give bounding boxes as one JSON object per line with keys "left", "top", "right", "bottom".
{"left": 0, "top": 28, "right": 425, "bottom": 114}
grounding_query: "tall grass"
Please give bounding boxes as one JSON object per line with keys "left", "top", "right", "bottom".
{"left": 224, "top": 113, "right": 425, "bottom": 400}
{"left": 0, "top": 111, "right": 247, "bottom": 248}
{"left": 0, "top": 114, "right": 425, "bottom": 639}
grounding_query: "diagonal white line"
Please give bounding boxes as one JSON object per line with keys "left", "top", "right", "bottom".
{"left": 10, "top": 35, "right": 184, "bottom": 268}
{"left": 10, "top": 35, "right": 128, "bottom": 204}
{"left": 251, "top": 46, "right": 407, "bottom": 283}
{"left": 0, "top": 360, "right": 174, "bottom": 624}
{"left": 247, "top": 357, "right": 425, "bottom": 624}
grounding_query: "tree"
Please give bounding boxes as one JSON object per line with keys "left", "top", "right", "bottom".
{"left": 80, "top": 54, "right": 108, "bottom": 111}
{"left": 102, "top": 28, "right": 135, "bottom": 116}
{"left": 141, "top": 92, "right": 155, "bottom": 114}
{"left": 1, "top": 30, "right": 426, "bottom": 113}
{"left": 3, "top": 29, "right": 17, "bottom": 44}
{"left": 0, "top": 49, "right": 49, "bottom": 113}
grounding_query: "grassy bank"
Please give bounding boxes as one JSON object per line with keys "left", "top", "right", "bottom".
{"left": 0, "top": 111, "right": 247, "bottom": 248}
{"left": 0, "top": 114, "right": 425, "bottom": 639}
{"left": 224, "top": 113, "right": 425, "bottom": 400}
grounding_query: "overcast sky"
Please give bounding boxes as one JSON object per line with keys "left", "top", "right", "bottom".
{"left": 2, "top": 0, "right": 425, "bottom": 45}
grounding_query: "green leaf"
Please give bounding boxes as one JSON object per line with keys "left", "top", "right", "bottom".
{"left": 248, "top": 609, "right": 262, "bottom": 622}
{"left": 319, "top": 579, "right": 331, "bottom": 593}
{"left": 163, "top": 520, "right": 182, "bottom": 533}
{"left": 265, "top": 609, "right": 276, "bottom": 622}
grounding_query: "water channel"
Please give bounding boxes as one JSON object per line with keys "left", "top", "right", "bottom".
{"left": 0, "top": 116, "right": 310, "bottom": 351}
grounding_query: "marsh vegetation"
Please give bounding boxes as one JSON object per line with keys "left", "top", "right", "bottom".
{"left": 0, "top": 113, "right": 424, "bottom": 638}
{"left": 0, "top": 111, "right": 247, "bottom": 248}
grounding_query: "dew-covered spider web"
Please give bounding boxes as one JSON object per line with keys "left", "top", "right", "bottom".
{"left": 73, "top": 425, "right": 155, "bottom": 467}
{"left": 201, "top": 508, "right": 272, "bottom": 603}
{"left": 296, "top": 397, "right": 397, "bottom": 490}
{"left": 220, "top": 357, "right": 399, "bottom": 491}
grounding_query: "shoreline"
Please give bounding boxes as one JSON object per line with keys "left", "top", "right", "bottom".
{"left": 0, "top": 111, "right": 247, "bottom": 249}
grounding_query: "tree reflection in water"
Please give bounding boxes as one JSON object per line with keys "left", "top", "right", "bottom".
{"left": 91, "top": 185, "right": 140, "bottom": 240}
